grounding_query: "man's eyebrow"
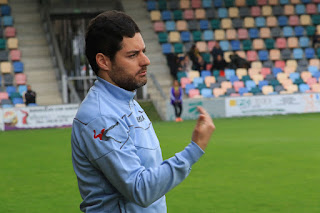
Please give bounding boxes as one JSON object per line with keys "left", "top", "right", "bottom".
{"left": 126, "top": 48, "right": 146, "bottom": 54}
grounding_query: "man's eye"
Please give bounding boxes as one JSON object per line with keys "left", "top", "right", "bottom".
{"left": 129, "top": 53, "right": 137, "bottom": 58}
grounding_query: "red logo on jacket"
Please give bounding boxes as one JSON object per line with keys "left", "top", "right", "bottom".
{"left": 93, "top": 129, "right": 105, "bottom": 140}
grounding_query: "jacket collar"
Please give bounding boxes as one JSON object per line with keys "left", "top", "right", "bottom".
{"left": 95, "top": 77, "right": 136, "bottom": 103}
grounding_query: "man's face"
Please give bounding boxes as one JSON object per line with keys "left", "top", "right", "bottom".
{"left": 108, "top": 33, "right": 150, "bottom": 91}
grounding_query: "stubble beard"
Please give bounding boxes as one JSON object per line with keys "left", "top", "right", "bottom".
{"left": 110, "top": 65, "right": 147, "bottom": 91}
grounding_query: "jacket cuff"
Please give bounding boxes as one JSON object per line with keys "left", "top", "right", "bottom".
{"left": 179, "top": 141, "right": 205, "bottom": 167}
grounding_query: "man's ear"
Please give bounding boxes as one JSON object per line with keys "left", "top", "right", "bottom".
{"left": 96, "top": 53, "right": 111, "bottom": 71}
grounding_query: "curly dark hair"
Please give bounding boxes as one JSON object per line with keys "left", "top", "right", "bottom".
{"left": 85, "top": 10, "right": 140, "bottom": 75}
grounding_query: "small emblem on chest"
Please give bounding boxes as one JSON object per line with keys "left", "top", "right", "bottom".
{"left": 136, "top": 115, "right": 145, "bottom": 122}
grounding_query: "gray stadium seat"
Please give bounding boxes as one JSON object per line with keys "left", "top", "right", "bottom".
{"left": 206, "top": 8, "right": 217, "bottom": 19}
{"left": 273, "top": 6, "right": 284, "bottom": 16}
{"left": 239, "top": 7, "right": 250, "bottom": 17}
{"left": 0, "top": 50, "right": 8, "bottom": 61}
{"left": 232, "top": 18, "right": 243, "bottom": 28}
{"left": 188, "top": 20, "right": 198, "bottom": 31}
{"left": 271, "top": 27, "right": 281, "bottom": 37}
{"left": 263, "top": 60, "right": 273, "bottom": 68}
{"left": 275, "top": 85, "right": 285, "bottom": 93}
{"left": 3, "top": 74, "right": 13, "bottom": 86}
{"left": 281, "top": 49, "right": 292, "bottom": 60}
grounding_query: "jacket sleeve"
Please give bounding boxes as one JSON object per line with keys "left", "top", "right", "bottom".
{"left": 80, "top": 115, "right": 204, "bottom": 207}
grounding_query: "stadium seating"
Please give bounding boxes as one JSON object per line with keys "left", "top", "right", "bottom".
{"left": 146, "top": 0, "right": 320, "bottom": 99}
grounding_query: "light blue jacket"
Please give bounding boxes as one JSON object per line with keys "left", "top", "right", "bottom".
{"left": 71, "top": 77, "right": 204, "bottom": 212}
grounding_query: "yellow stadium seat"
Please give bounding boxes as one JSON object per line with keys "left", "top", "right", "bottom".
{"left": 1, "top": 61, "right": 12, "bottom": 74}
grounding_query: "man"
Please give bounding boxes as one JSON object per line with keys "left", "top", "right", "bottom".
{"left": 211, "top": 42, "right": 223, "bottom": 62}
{"left": 71, "top": 10, "right": 215, "bottom": 213}
{"left": 24, "top": 85, "right": 36, "bottom": 105}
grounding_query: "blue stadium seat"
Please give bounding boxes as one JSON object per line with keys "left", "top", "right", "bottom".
{"left": 199, "top": 20, "right": 209, "bottom": 30}
{"left": 279, "top": 0, "right": 289, "bottom": 4}
{"left": 203, "top": 30, "right": 214, "bottom": 41}
{"left": 245, "top": 80, "right": 256, "bottom": 91}
{"left": 295, "top": 4, "right": 306, "bottom": 15}
{"left": 185, "top": 83, "right": 196, "bottom": 95}
{"left": 249, "top": 28, "right": 259, "bottom": 39}
{"left": 305, "top": 48, "right": 315, "bottom": 59}
{"left": 289, "top": 72, "right": 300, "bottom": 82}
{"left": 165, "top": 21, "right": 176, "bottom": 31}
{"left": 12, "top": 97, "right": 24, "bottom": 105}
{"left": 272, "top": 67, "right": 282, "bottom": 76}
{"left": 225, "top": 69, "right": 236, "bottom": 80}
{"left": 201, "top": 70, "right": 211, "bottom": 78}
{"left": 255, "top": 17, "right": 266, "bottom": 27}
{"left": 299, "top": 37, "right": 309, "bottom": 48}
{"left": 313, "top": 71, "right": 320, "bottom": 79}
{"left": 258, "top": 80, "right": 269, "bottom": 90}
{"left": 6, "top": 85, "right": 16, "bottom": 96}
{"left": 239, "top": 87, "right": 249, "bottom": 95}
{"left": 1, "top": 5, "right": 11, "bottom": 16}
{"left": 13, "top": 61, "right": 24, "bottom": 73}
{"left": 258, "top": 50, "right": 269, "bottom": 61}
{"left": 1, "top": 103, "right": 14, "bottom": 108}
{"left": 299, "top": 83, "right": 310, "bottom": 92}
{"left": 202, "top": 0, "right": 212, "bottom": 8}
{"left": 147, "top": 0, "right": 157, "bottom": 10}
{"left": 161, "top": 43, "right": 172, "bottom": 54}
{"left": 193, "top": 77, "right": 204, "bottom": 87}
{"left": 181, "top": 31, "right": 191, "bottom": 42}
{"left": 201, "top": 88, "right": 213, "bottom": 98}
{"left": 283, "top": 26, "right": 293, "bottom": 37}
{"left": 3, "top": 16, "right": 13, "bottom": 27}
{"left": 229, "top": 75, "right": 239, "bottom": 83}
{"left": 161, "top": 10, "right": 172, "bottom": 21}
{"left": 214, "top": 0, "right": 223, "bottom": 8}
{"left": 278, "top": 16, "right": 288, "bottom": 27}
{"left": 18, "top": 85, "right": 27, "bottom": 96}
{"left": 308, "top": 65, "right": 318, "bottom": 76}
{"left": 218, "top": 8, "right": 228, "bottom": 18}
{"left": 293, "top": 48, "right": 303, "bottom": 59}
{"left": 230, "top": 40, "right": 240, "bottom": 51}
{"left": 219, "top": 40, "right": 230, "bottom": 51}
{"left": 294, "top": 26, "right": 304, "bottom": 37}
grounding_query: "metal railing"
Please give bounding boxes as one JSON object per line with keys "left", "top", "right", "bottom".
{"left": 40, "top": 3, "right": 82, "bottom": 104}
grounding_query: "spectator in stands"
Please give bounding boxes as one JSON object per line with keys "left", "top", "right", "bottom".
{"left": 212, "top": 54, "right": 227, "bottom": 71}
{"left": 313, "top": 32, "right": 320, "bottom": 49}
{"left": 71, "top": 10, "right": 215, "bottom": 213}
{"left": 211, "top": 42, "right": 223, "bottom": 62}
{"left": 25, "top": 85, "right": 36, "bottom": 105}
{"left": 228, "top": 53, "right": 250, "bottom": 69}
{"left": 166, "top": 53, "right": 180, "bottom": 79}
{"left": 180, "top": 54, "right": 193, "bottom": 73}
{"left": 188, "top": 44, "right": 202, "bottom": 70}
{"left": 170, "top": 80, "right": 183, "bottom": 122}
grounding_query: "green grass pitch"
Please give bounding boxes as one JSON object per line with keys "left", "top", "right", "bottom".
{"left": 0, "top": 113, "right": 319, "bottom": 212}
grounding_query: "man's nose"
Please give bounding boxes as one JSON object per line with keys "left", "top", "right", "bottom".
{"left": 140, "top": 52, "right": 150, "bottom": 66}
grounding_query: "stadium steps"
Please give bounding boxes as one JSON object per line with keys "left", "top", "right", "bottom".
{"left": 121, "top": 0, "right": 173, "bottom": 119}
{"left": 10, "top": 0, "right": 63, "bottom": 106}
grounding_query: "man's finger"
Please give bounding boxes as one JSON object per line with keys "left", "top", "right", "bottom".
{"left": 197, "top": 106, "right": 210, "bottom": 117}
